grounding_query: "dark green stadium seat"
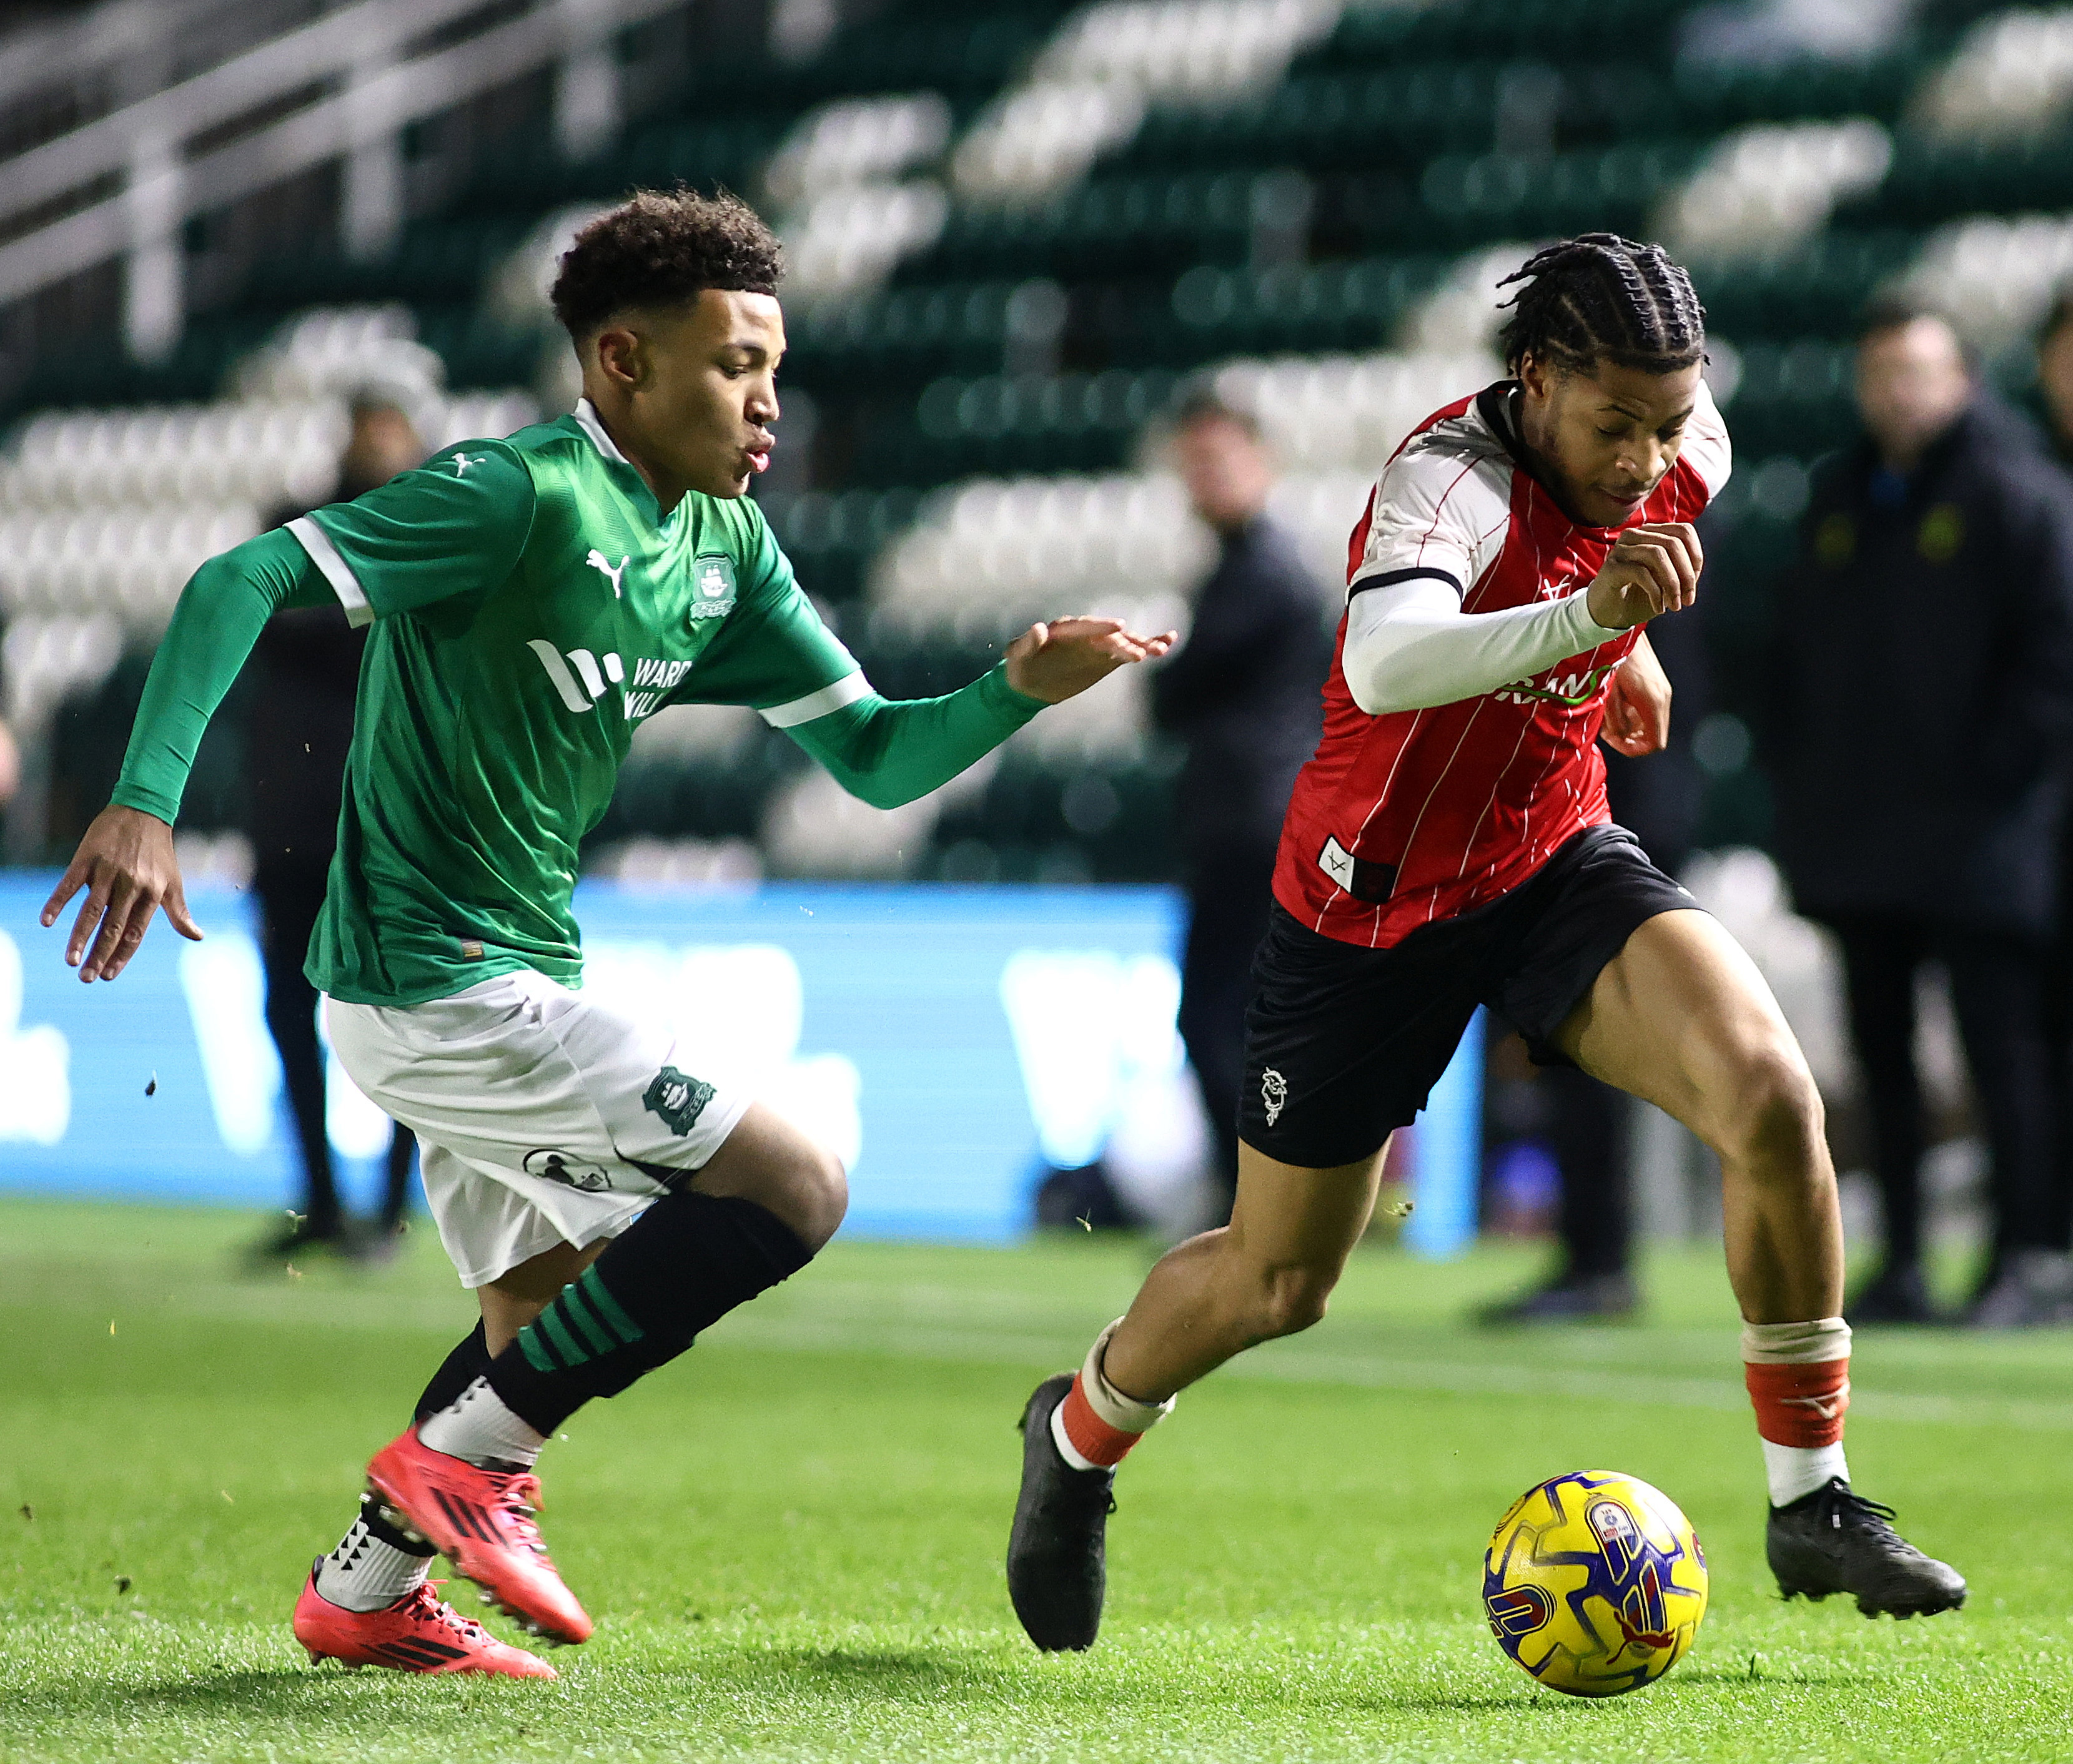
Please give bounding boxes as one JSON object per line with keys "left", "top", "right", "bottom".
{"left": 1165, "top": 255, "right": 1448, "bottom": 360}
{"left": 767, "top": 488, "right": 926, "bottom": 605}
{"left": 1295, "top": 0, "right": 1703, "bottom": 76}
{"left": 783, "top": 282, "right": 1026, "bottom": 398}
{"left": 900, "top": 172, "right": 1257, "bottom": 285}
{"left": 1690, "top": 230, "right": 1918, "bottom": 344}
{"left": 1716, "top": 343, "right": 1858, "bottom": 459}
{"left": 1835, "top": 134, "right": 2073, "bottom": 232}
{"left": 928, "top": 749, "right": 1182, "bottom": 884}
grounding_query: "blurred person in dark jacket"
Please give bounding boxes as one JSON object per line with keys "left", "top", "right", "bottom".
{"left": 249, "top": 393, "right": 425, "bottom": 1261}
{"left": 1480, "top": 599, "right": 1711, "bottom": 1323}
{"left": 1152, "top": 395, "right": 1333, "bottom": 1224}
{"left": 2028, "top": 290, "right": 2073, "bottom": 1305}
{"left": 1773, "top": 300, "right": 2073, "bottom": 1326}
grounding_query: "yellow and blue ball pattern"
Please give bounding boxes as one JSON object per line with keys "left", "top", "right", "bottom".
{"left": 1483, "top": 1470, "right": 1708, "bottom": 1697}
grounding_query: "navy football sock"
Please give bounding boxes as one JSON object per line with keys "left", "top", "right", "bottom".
{"left": 413, "top": 1320, "right": 492, "bottom": 1424}
{"left": 484, "top": 1191, "right": 813, "bottom": 1435}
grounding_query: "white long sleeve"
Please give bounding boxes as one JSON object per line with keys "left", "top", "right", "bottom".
{"left": 1341, "top": 576, "right": 1626, "bottom": 716}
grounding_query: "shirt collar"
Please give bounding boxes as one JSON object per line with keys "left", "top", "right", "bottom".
{"left": 571, "top": 398, "right": 632, "bottom": 466}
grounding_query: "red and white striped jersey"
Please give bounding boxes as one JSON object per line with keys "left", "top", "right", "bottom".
{"left": 1272, "top": 378, "right": 1731, "bottom": 948}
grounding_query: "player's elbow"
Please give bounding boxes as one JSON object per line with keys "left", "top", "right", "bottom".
{"left": 840, "top": 774, "right": 918, "bottom": 812}
{"left": 1345, "top": 654, "right": 1419, "bottom": 717}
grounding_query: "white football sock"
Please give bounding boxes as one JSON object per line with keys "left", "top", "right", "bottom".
{"left": 417, "top": 1376, "right": 546, "bottom": 1470}
{"left": 1762, "top": 1440, "right": 1850, "bottom": 1507}
{"left": 313, "top": 1500, "right": 433, "bottom": 1613}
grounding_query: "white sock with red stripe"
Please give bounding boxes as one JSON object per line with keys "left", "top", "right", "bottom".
{"left": 1741, "top": 1318, "right": 1851, "bottom": 1507}
{"left": 1049, "top": 1319, "right": 1175, "bottom": 1471}
{"left": 417, "top": 1376, "right": 546, "bottom": 1471}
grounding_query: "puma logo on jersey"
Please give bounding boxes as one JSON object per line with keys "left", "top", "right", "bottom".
{"left": 450, "top": 452, "right": 485, "bottom": 477}
{"left": 585, "top": 549, "right": 629, "bottom": 598}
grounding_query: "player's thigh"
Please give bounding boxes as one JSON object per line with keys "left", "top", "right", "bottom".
{"left": 1551, "top": 907, "right": 1816, "bottom": 1152}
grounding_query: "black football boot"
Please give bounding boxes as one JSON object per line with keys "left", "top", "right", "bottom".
{"left": 1006, "top": 1372, "right": 1116, "bottom": 1652}
{"left": 1768, "top": 1479, "right": 1967, "bottom": 1617}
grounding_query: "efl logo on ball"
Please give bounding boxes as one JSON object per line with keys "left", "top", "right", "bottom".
{"left": 1482, "top": 1469, "right": 1707, "bottom": 1697}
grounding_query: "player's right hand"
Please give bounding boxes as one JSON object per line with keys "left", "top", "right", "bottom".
{"left": 41, "top": 804, "right": 202, "bottom": 983}
{"left": 1585, "top": 522, "right": 1703, "bottom": 631}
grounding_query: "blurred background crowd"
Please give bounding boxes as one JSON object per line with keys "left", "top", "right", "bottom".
{"left": 6, "top": 0, "right": 2073, "bottom": 1319}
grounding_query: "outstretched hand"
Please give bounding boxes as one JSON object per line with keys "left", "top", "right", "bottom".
{"left": 1003, "top": 616, "right": 1177, "bottom": 705}
{"left": 41, "top": 804, "right": 202, "bottom": 982}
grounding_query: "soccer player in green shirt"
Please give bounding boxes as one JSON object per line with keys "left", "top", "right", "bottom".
{"left": 44, "top": 190, "right": 1173, "bottom": 1679}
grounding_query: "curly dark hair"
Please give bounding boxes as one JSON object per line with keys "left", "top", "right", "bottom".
{"left": 549, "top": 187, "right": 783, "bottom": 338}
{"left": 1495, "top": 234, "right": 1705, "bottom": 378}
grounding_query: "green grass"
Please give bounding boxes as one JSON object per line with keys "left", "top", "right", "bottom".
{"left": 3, "top": 1197, "right": 2067, "bottom": 1762}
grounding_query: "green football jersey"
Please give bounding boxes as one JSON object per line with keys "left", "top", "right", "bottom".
{"left": 287, "top": 402, "right": 859, "bottom": 1006}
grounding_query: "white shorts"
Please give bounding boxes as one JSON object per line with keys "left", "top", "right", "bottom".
{"left": 325, "top": 969, "right": 754, "bottom": 1288}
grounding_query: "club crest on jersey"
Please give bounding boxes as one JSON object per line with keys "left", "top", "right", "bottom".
{"left": 643, "top": 1065, "right": 716, "bottom": 1136}
{"left": 689, "top": 554, "right": 736, "bottom": 621}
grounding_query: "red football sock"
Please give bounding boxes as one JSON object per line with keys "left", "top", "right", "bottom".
{"left": 1055, "top": 1373, "right": 1144, "bottom": 1469}
{"left": 1743, "top": 1357, "right": 1850, "bottom": 1448}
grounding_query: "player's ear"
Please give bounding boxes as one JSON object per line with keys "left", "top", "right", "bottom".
{"left": 593, "top": 324, "right": 646, "bottom": 390}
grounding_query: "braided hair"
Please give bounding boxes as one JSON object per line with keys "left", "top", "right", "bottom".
{"left": 1495, "top": 234, "right": 1706, "bottom": 378}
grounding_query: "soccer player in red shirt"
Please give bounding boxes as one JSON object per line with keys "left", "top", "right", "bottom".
{"left": 1006, "top": 235, "right": 1966, "bottom": 1650}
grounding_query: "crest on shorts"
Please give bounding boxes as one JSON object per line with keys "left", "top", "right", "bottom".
{"left": 643, "top": 1065, "right": 716, "bottom": 1136}
{"left": 523, "top": 1147, "right": 612, "bottom": 1192}
{"left": 1261, "top": 1067, "right": 1288, "bottom": 1126}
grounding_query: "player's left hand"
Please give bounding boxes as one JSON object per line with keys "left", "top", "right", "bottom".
{"left": 1601, "top": 638, "right": 1671, "bottom": 757}
{"left": 1004, "top": 616, "right": 1177, "bottom": 704}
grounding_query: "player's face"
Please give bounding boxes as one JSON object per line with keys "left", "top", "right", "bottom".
{"left": 1175, "top": 415, "right": 1275, "bottom": 530}
{"left": 591, "top": 288, "right": 785, "bottom": 501}
{"left": 1517, "top": 354, "right": 1703, "bottom": 529}
{"left": 1856, "top": 318, "right": 1971, "bottom": 470}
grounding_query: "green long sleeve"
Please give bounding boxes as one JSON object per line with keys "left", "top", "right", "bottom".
{"left": 782, "top": 661, "right": 1045, "bottom": 809}
{"left": 109, "top": 528, "right": 332, "bottom": 825}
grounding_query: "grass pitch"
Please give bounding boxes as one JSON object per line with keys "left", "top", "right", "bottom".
{"left": 3, "top": 1197, "right": 2067, "bottom": 1763}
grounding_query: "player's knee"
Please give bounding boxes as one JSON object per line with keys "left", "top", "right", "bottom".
{"left": 789, "top": 1143, "right": 849, "bottom": 1253}
{"left": 1249, "top": 1263, "right": 1339, "bottom": 1341}
{"left": 1716, "top": 1045, "right": 1823, "bottom": 1175}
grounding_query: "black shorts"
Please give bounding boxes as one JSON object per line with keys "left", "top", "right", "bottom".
{"left": 1237, "top": 825, "right": 1699, "bottom": 1170}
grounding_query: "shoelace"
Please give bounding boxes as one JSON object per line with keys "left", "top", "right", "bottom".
{"left": 1826, "top": 1487, "right": 1901, "bottom": 1538}
{"left": 400, "top": 1580, "right": 492, "bottom": 1643}
{"left": 488, "top": 1471, "right": 553, "bottom": 1559}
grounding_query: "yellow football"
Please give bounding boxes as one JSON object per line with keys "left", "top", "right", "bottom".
{"left": 1483, "top": 1469, "right": 1708, "bottom": 1697}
